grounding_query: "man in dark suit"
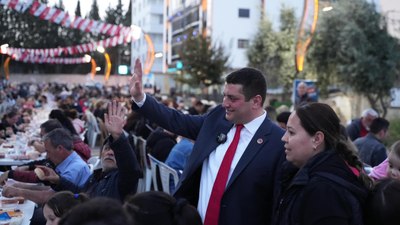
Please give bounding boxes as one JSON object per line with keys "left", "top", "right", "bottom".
{"left": 129, "top": 59, "right": 285, "bottom": 225}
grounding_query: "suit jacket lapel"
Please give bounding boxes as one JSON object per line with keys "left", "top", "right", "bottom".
{"left": 184, "top": 118, "right": 233, "bottom": 180}
{"left": 226, "top": 117, "right": 273, "bottom": 188}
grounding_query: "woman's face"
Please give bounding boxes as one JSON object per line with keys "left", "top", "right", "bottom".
{"left": 43, "top": 204, "right": 60, "bottom": 225}
{"left": 387, "top": 151, "right": 400, "bottom": 181}
{"left": 281, "top": 112, "right": 317, "bottom": 168}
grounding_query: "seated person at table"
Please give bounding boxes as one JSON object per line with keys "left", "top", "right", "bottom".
{"left": 29, "top": 119, "right": 90, "bottom": 162}
{"left": 0, "top": 108, "right": 20, "bottom": 138}
{"left": 1, "top": 128, "right": 91, "bottom": 204}
{"left": 0, "top": 119, "right": 90, "bottom": 184}
{"left": 43, "top": 191, "right": 89, "bottom": 225}
{"left": 38, "top": 101, "right": 141, "bottom": 202}
{"left": 48, "top": 109, "right": 91, "bottom": 161}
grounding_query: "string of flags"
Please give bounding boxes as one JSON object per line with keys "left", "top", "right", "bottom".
{"left": 0, "top": 0, "right": 141, "bottom": 64}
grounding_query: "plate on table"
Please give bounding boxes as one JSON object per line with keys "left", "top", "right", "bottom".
{"left": 0, "top": 197, "right": 24, "bottom": 225}
{"left": 0, "top": 209, "right": 23, "bottom": 225}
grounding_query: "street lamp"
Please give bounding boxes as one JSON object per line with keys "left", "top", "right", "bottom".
{"left": 322, "top": 6, "right": 333, "bottom": 12}
{"left": 0, "top": 44, "right": 9, "bottom": 80}
{"left": 96, "top": 46, "right": 112, "bottom": 82}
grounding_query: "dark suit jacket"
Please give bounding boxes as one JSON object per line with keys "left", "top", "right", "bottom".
{"left": 133, "top": 95, "right": 286, "bottom": 225}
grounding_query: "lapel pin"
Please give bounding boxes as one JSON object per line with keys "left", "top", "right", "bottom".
{"left": 257, "top": 138, "right": 263, "bottom": 144}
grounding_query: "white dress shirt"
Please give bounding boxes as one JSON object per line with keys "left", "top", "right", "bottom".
{"left": 197, "top": 111, "right": 267, "bottom": 221}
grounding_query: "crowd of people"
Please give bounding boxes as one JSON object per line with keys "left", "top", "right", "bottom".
{"left": 0, "top": 58, "right": 398, "bottom": 225}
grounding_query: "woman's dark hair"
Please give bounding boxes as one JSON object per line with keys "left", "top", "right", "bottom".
{"left": 40, "top": 119, "right": 63, "bottom": 134}
{"left": 59, "top": 197, "right": 129, "bottom": 225}
{"left": 365, "top": 179, "right": 400, "bottom": 225}
{"left": 124, "top": 191, "right": 202, "bottom": 225}
{"left": 296, "top": 102, "right": 373, "bottom": 189}
{"left": 49, "top": 109, "right": 78, "bottom": 136}
{"left": 64, "top": 109, "right": 79, "bottom": 120}
{"left": 45, "top": 191, "right": 89, "bottom": 218}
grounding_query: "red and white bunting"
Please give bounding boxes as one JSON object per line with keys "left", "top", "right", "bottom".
{"left": 0, "top": 0, "right": 142, "bottom": 65}
{"left": 11, "top": 54, "right": 89, "bottom": 64}
{"left": 6, "top": 32, "right": 135, "bottom": 58}
{"left": 1, "top": 0, "right": 141, "bottom": 40}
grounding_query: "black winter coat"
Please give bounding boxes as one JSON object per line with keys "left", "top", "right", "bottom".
{"left": 273, "top": 150, "right": 369, "bottom": 225}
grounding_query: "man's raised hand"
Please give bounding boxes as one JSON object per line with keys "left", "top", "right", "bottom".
{"left": 129, "top": 58, "right": 144, "bottom": 102}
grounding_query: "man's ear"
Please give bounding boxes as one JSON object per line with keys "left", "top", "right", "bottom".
{"left": 252, "top": 95, "right": 263, "bottom": 108}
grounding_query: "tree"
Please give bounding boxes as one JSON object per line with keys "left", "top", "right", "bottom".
{"left": 179, "top": 33, "right": 229, "bottom": 88}
{"left": 123, "top": 0, "right": 132, "bottom": 26}
{"left": 308, "top": 0, "right": 400, "bottom": 116}
{"left": 75, "top": 0, "right": 82, "bottom": 17}
{"left": 277, "top": 6, "right": 297, "bottom": 96}
{"left": 88, "top": 0, "right": 100, "bottom": 20}
{"left": 105, "top": 0, "right": 125, "bottom": 74}
{"left": 247, "top": 6, "right": 297, "bottom": 91}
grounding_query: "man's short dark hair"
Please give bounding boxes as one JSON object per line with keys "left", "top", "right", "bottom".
{"left": 225, "top": 67, "right": 267, "bottom": 104}
{"left": 276, "top": 112, "right": 291, "bottom": 125}
{"left": 369, "top": 118, "right": 390, "bottom": 134}
{"left": 42, "top": 128, "right": 73, "bottom": 151}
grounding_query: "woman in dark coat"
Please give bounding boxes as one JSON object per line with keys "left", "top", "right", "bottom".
{"left": 274, "top": 103, "right": 372, "bottom": 225}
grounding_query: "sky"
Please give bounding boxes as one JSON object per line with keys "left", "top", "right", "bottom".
{"left": 48, "top": 0, "right": 131, "bottom": 19}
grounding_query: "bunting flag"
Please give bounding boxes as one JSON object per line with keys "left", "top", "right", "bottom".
{"left": 5, "top": 32, "right": 136, "bottom": 58}
{"left": 10, "top": 54, "right": 90, "bottom": 64}
{"left": 0, "top": 0, "right": 141, "bottom": 39}
{"left": 0, "top": 0, "right": 142, "bottom": 65}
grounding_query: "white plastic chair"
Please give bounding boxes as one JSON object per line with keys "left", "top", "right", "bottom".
{"left": 87, "top": 156, "right": 101, "bottom": 172}
{"left": 85, "top": 111, "right": 100, "bottom": 148}
{"left": 148, "top": 153, "right": 180, "bottom": 194}
{"left": 135, "top": 137, "right": 152, "bottom": 193}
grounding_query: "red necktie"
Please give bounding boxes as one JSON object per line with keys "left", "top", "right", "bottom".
{"left": 204, "top": 124, "right": 244, "bottom": 225}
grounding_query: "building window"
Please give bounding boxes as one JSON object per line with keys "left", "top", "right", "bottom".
{"left": 238, "top": 8, "right": 250, "bottom": 18}
{"left": 238, "top": 39, "right": 249, "bottom": 49}
{"left": 159, "top": 15, "right": 163, "bottom": 24}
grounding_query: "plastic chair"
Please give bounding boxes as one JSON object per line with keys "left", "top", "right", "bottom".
{"left": 135, "top": 137, "right": 152, "bottom": 193}
{"left": 96, "top": 117, "right": 108, "bottom": 146}
{"left": 85, "top": 111, "right": 100, "bottom": 148}
{"left": 147, "top": 153, "right": 180, "bottom": 194}
{"left": 87, "top": 156, "right": 101, "bottom": 172}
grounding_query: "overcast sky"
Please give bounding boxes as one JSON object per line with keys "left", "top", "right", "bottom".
{"left": 48, "top": 0, "right": 131, "bottom": 19}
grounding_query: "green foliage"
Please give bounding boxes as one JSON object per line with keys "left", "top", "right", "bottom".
{"left": 88, "top": 0, "right": 100, "bottom": 20}
{"left": 247, "top": 6, "right": 297, "bottom": 92}
{"left": 75, "top": 0, "right": 82, "bottom": 17}
{"left": 179, "top": 33, "right": 229, "bottom": 87}
{"left": 308, "top": 0, "right": 400, "bottom": 116}
{"left": 123, "top": 0, "right": 132, "bottom": 26}
{"left": 387, "top": 118, "right": 400, "bottom": 148}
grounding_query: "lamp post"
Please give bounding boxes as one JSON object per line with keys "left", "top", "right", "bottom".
{"left": 96, "top": 46, "right": 112, "bottom": 82}
{"left": 0, "top": 44, "right": 9, "bottom": 80}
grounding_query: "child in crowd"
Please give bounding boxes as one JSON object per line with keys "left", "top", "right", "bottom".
{"left": 59, "top": 197, "right": 129, "bottom": 225}
{"left": 124, "top": 191, "right": 202, "bottom": 225}
{"left": 365, "top": 179, "right": 400, "bottom": 225}
{"left": 369, "top": 140, "right": 400, "bottom": 181}
{"left": 43, "top": 191, "right": 89, "bottom": 225}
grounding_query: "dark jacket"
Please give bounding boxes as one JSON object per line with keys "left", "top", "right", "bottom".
{"left": 273, "top": 150, "right": 369, "bottom": 225}
{"left": 346, "top": 118, "right": 362, "bottom": 141}
{"left": 146, "top": 127, "right": 177, "bottom": 162}
{"left": 52, "top": 133, "right": 141, "bottom": 201}
{"left": 354, "top": 133, "right": 387, "bottom": 167}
